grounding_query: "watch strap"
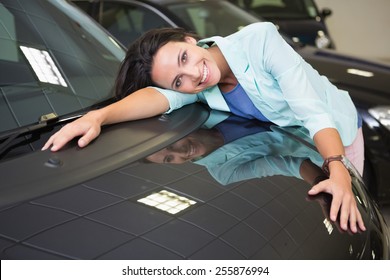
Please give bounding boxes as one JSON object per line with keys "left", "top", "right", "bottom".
{"left": 322, "top": 155, "right": 345, "bottom": 175}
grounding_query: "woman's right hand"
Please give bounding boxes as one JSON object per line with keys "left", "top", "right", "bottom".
{"left": 41, "top": 110, "right": 102, "bottom": 152}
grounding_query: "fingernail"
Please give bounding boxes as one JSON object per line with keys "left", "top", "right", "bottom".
{"left": 79, "top": 139, "right": 85, "bottom": 147}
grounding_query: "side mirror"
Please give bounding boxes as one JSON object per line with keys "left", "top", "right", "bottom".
{"left": 321, "top": 8, "right": 332, "bottom": 18}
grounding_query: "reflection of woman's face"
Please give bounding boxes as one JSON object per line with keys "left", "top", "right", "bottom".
{"left": 146, "top": 135, "right": 208, "bottom": 164}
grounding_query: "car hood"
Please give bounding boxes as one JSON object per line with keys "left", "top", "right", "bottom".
{"left": 0, "top": 107, "right": 388, "bottom": 259}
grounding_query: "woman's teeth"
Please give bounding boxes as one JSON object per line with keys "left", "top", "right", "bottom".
{"left": 200, "top": 64, "right": 208, "bottom": 83}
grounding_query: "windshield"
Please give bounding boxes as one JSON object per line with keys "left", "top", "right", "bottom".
{"left": 232, "top": 0, "right": 319, "bottom": 19}
{"left": 0, "top": 0, "right": 125, "bottom": 133}
{"left": 165, "top": 0, "right": 260, "bottom": 37}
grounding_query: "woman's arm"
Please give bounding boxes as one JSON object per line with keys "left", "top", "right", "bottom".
{"left": 309, "top": 128, "right": 366, "bottom": 233}
{"left": 255, "top": 24, "right": 365, "bottom": 232}
{"left": 42, "top": 87, "right": 169, "bottom": 151}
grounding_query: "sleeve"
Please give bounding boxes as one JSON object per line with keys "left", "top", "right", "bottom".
{"left": 208, "top": 156, "right": 304, "bottom": 185}
{"left": 148, "top": 86, "right": 199, "bottom": 114}
{"left": 260, "top": 23, "right": 337, "bottom": 138}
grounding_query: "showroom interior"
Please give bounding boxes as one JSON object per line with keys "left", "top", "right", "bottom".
{"left": 316, "top": 0, "right": 390, "bottom": 63}
{"left": 1, "top": 0, "right": 389, "bottom": 261}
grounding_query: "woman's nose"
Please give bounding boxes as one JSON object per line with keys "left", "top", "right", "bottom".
{"left": 183, "top": 65, "right": 199, "bottom": 79}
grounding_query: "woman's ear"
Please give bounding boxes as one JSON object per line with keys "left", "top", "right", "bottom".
{"left": 184, "top": 36, "right": 197, "bottom": 44}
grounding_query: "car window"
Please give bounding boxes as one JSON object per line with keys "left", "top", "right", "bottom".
{"left": 0, "top": 0, "right": 125, "bottom": 133}
{"left": 232, "top": 0, "right": 318, "bottom": 19}
{"left": 98, "top": 2, "right": 173, "bottom": 47}
{"left": 166, "top": 1, "right": 260, "bottom": 37}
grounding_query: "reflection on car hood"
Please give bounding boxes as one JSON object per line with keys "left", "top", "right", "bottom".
{"left": 0, "top": 109, "right": 388, "bottom": 259}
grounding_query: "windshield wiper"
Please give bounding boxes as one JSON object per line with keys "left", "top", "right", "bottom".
{"left": 0, "top": 97, "right": 115, "bottom": 158}
{"left": 0, "top": 113, "right": 60, "bottom": 155}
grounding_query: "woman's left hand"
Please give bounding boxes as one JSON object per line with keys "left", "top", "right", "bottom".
{"left": 308, "top": 161, "right": 366, "bottom": 233}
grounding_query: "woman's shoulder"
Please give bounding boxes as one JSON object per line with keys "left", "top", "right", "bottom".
{"left": 223, "top": 22, "right": 279, "bottom": 47}
{"left": 199, "top": 22, "right": 278, "bottom": 45}
{"left": 231, "top": 22, "right": 278, "bottom": 37}
{"left": 243, "top": 21, "right": 277, "bottom": 31}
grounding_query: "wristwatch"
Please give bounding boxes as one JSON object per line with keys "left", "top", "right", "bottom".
{"left": 322, "top": 155, "right": 361, "bottom": 180}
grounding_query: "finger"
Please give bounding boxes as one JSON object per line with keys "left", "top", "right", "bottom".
{"left": 348, "top": 206, "right": 357, "bottom": 233}
{"left": 50, "top": 136, "right": 70, "bottom": 151}
{"left": 338, "top": 198, "right": 351, "bottom": 231}
{"left": 77, "top": 127, "right": 99, "bottom": 148}
{"left": 308, "top": 180, "right": 328, "bottom": 195}
{"left": 329, "top": 195, "right": 342, "bottom": 223}
{"left": 50, "top": 126, "right": 83, "bottom": 151}
{"left": 41, "top": 134, "right": 55, "bottom": 150}
{"left": 356, "top": 208, "right": 366, "bottom": 231}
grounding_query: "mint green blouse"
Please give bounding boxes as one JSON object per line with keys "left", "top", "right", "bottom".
{"left": 150, "top": 22, "right": 358, "bottom": 146}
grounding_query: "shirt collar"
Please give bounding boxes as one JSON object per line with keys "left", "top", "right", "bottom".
{"left": 197, "top": 36, "right": 249, "bottom": 76}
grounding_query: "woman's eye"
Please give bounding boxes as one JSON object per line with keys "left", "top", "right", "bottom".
{"left": 175, "top": 77, "right": 182, "bottom": 88}
{"left": 164, "top": 155, "right": 173, "bottom": 163}
{"left": 181, "top": 52, "right": 187, "bottom": 63}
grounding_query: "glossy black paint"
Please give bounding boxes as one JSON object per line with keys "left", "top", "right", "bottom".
{"left": 0, "top": 104, "right": 209, "bottom": 207}
{"left": 1, "top": 110, "right": 389, "bottom": 259}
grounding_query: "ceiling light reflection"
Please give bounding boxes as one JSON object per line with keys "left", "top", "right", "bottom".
{"left": 20, "top": 46, "right": 67, "bottom": 87}
{"left": 323, "top": 218, "right": 334, "bottom": 235}
{"left": 138, "top": 190, "right": 196, "bottom": 215}
{"left": 347, "top": 68, "right": 374, "bottom": 78}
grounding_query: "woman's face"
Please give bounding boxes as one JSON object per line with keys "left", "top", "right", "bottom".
{"left": 146, "top": 135, "right": 207, "bottom": 164}
{"left": 151, "top": 37, "right": 221, "bottom": 93}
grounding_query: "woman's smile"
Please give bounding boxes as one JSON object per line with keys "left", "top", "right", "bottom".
{"left": 199, "top": 62, "right": 209, "bottom": 85}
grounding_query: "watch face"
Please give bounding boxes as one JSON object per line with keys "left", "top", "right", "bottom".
{"left": 322, "top": 155, "right": 363, "bottom": 182}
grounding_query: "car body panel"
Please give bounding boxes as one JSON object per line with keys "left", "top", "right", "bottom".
{"left": 0, "top": 104, "right": 209, "bottom": 207}
{"left": 1, "top": 112, "right": 389, "bottom": 259}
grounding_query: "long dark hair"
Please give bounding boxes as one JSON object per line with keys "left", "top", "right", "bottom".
{"left": 114, "top": 27, "right": 199, "bottom": 100}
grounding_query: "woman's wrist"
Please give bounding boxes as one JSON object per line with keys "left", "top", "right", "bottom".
{"left": 90, "top": 107, "right": 109, "bottom": 126}
{"left": 322, "top": 154, "right": 347, "bottom": 175}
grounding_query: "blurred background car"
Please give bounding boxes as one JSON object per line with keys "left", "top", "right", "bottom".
{"left": 70, "top": 0, "right": 261, "bottom": 47}
{"left": 0, "top": 0, "right": 389, "bottom": 260}
{"left": 228, "top": 0, "right": 335, "bottom": 49}
{"left": 68, "top": 0, "right": 390, "bottom": 206}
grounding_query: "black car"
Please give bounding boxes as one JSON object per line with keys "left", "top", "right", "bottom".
{"left": 228, "top": 0, "right": 335, "bottom": 49}
{"left": 69, "top": 0, "right": 390, "bottom": 205}
{"left": 70, "top": 0, "right": 262, "bottom": 47}
{"left": 0, "top": 0, "right": 389, "bottom": 260}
